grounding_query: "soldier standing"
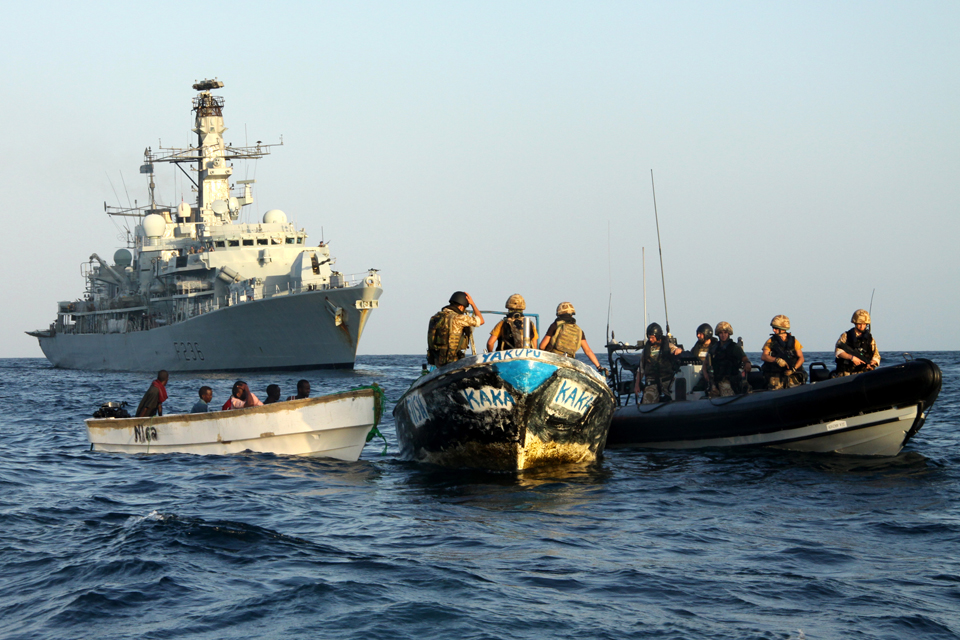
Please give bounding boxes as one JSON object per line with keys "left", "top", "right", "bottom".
{"left": 690, "top": 323, "right": 714, "bottom": 361}
{"left": 427, "top": 291, "right": 485, "bottom": 367}
{"left": 833, "top": 309, "right": 879, "bottom": 376}
{"left": 760, "top": 315, "right": 806, "bottom": 390}
{"left": 539, "top": 302, "right": 603, "bottom": 370}
{"left": 704, "top": 321, "right": 752, "bottom": 397}
{"left": 486, "top": 294, "right": 538, "bottom": 352}
{"left": 634, "top": 323, "right": 683, "bottom": 404}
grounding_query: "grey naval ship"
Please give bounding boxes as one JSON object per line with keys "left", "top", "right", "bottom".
{"left": 27, "top": 79, "right": 382, "bottom": 372}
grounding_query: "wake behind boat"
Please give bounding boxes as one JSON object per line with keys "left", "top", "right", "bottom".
{"left": 86, "top": 387, "right": 383, "bottom": 461}
{"left": 606, "top": 353, "right": 942, "bottom": 456}
{"left": 393, "top": 349, "right": 615, "bottom": 470}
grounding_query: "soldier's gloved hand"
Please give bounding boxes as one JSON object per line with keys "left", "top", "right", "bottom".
{"left": 775, "top": 358, "right": 788, "bottom": 368}
{"left": 596, "top": 365, "right": 608, "bottom": 376}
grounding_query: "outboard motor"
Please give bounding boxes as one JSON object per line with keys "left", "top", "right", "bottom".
{"left": 93, "top": 401, "right": 130, "bottom": 419}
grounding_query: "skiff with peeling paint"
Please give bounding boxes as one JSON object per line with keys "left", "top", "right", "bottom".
{"left": 85, "top": 387, "right": 381, "bottom": 460}
{"left": 393, "top": 349, "right": 615, "bottom": 470}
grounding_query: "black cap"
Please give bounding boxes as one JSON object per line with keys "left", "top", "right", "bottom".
{"left": 449, "top": 291, "right": 469, "bottom": 307}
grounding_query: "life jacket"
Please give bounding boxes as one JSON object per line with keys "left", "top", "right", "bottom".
{"left": 547, "top": 317, "right": 582, "bottom": 357}
{"left": 642, "top": 342, "right": 678, "bottom": 383}
{"left": 708, "top": 339, "right": 742, "bottom": 379}
{"left": 835, "top": 328, "right": 875, "bottom": 374}
{"left": 426, "top": 307, "right": 470, "bottom": 366}
{"left": 496, "top": 313, "right": 527, "bottom": 351}
{"left": 761, "top": 334, "right": 799, "bottom": 375}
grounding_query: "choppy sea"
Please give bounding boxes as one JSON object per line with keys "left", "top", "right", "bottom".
{"left": 1, "top": 351, "right": 958, "bottom": 640}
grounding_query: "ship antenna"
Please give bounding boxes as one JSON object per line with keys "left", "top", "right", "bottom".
{"left": 868, "top": 288, "right": 875, "bottom": 332}
{"left": 650, "top": 170, "right": 670, "bottom": 336}
{"left": 606, "top": 220, "right": 612, "bottom": 344}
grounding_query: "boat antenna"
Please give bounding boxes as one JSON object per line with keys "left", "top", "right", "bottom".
{"left": 642, "top": 246, "right": 647, "bottom": 330}
{"left": 606, "top": 220, "right": 612, "bottom": 343}
{"left": 650, "top": 170, "right": 670, "bottom": 335}
{"left": 868, "top": 288, "right": 875, "bottom": 332}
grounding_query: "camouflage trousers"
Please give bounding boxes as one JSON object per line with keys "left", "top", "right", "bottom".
{"left": 641, "top": 381, "right": 673, "bottom": 405}
{"left": 765, "top": 371, "right": 803, "bottom": 390}
{"left": 709, "top": 379, "right": 736, "bottom": 398}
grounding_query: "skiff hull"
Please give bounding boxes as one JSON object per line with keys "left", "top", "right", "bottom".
{"left": 393, "top": 349, "right": 615, "bottom": 471}
{"left": 608, "top": 358, "right": 942, "bottom": 456}
{"left": 85, "top": 388, "right": 379, "bottom": 460}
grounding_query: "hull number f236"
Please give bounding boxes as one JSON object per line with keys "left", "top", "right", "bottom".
{"left": 174, "top": 342, "right": 205, "bottom": 361}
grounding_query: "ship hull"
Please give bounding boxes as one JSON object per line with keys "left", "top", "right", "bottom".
{"left": 37, "top": 286, "right": 381, "bottom": 372}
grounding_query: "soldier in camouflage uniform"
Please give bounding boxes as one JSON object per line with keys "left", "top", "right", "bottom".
{"left": 689, "top": 322, "right": 714, "bottom": 393}
{"left": 634, "top": 323, "right": 683, "bottom": 404}
{"left": 704, "top": 321, "right": 752, "bottom": 397}
{"left": 760, "top": 314, "right": 806, "bottom": 390}
{"left": 833, "top": 309, "right": 879, "bottom": 376}
{"left": 486, "top": 294, "right": 539, "bottom": 352}
{"left": 427, "top": 291, "right": 485, "bottom": 367}
{"left": 539, "top": 302, "right": 603, "bottom": 370}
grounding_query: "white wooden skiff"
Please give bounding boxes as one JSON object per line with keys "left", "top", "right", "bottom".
{"left": 85, "top": 388, "right": 378, "bottom": 461}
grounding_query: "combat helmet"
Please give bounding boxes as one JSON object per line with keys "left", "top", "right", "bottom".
{"left": 556, "top": 301, "right": 576, "bottom": 316}
{"left": 715, "top": 321, "right": 733, "bottom": 335}
{"left": 771, "top": 315, "right": 791, "bottom": 331}
{"left": 851, "top": 309, "right": 871, "bottom": 325}
{"left": 449, "top": 291, "right": 469, "bottom": 307}
{"left": 696, "top": 323, "right": 713, "bottom": 341}
{"left": 506, "top": 294, "right": 526, "bottom": 311}
{"left": 646, "top": 322, "right": 664, "bottom": 340}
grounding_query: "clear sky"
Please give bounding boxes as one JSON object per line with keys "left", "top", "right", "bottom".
{"left": 3, "top": 1, "right": 958, "bottom": 357}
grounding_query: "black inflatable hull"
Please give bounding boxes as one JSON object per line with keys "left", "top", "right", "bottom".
{"left": 608, "top": 358, "right": 942, "bottom": 456}
{"left": 394, "top": 349, "right": 615, "bottom": 470}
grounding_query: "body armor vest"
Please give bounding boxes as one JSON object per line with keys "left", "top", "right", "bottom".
{"left": 709, "top": 340, "right": 742, "bottom": 379}
{"left": 835, "top": 328, "right": 875, "bottom": 374}
{"left": 761, "top": 334, "right": 798, "bottom": 375}
{"left": 497, "top": 313, "right": 526, "bottom": 351}
{"left": 427, "top": 307, "right": 470, "bottom": 366}
{"left": 548, "top": 319, "right": 582, "bottom": 357}
{"left": 642, "top": 343, "right": 678, "bottom": 383}
{"left": 691, "top": 339, "right": 710, "bottom": 361}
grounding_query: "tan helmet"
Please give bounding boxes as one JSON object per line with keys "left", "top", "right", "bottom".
{"left": 851, "top": 309, "right": 871, "bottom": 324}
{"left": 715, "top": 321, "right": 733, "bottom": 335}
{"left": 771, "top": 314, "right": 791, "bottom": 331}
{"left": 556, "top": 301, "right": 576, "bottom": 316}
{"left": 505, "top": 294, "right": 526, "bottom": 311}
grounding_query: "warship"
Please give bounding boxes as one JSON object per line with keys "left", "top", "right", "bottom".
{"left": 27, "top": 79, "right": 382, "bottom": 371}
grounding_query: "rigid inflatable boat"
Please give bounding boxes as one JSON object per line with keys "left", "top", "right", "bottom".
{"left": 605, "top": 352, "right": 941, "bottom": 456}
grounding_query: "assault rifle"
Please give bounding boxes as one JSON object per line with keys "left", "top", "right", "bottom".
{"left": 836, "top": 340, "right": 876, "bottom": 370}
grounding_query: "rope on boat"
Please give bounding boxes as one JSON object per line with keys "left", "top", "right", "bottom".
{"left": 351, "top": 383, "right": 389, "bottom": 455}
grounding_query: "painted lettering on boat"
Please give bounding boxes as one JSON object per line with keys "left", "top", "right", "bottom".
{"left": 549, "top": 380, "right": 595, "bottom": 416}
{"left": 480, "top": 349, "right": 543, "bottom": 364}
{"left": 825, "top": 419, "right": 847, "bottom": 431}
{"left": 460, "top": 386, "right": 516, "bottom": 412}
{"left": 405, "top": 391, "right": 430, "bottom": 428}
{"left": 134, "top": 424, "right": 158, "bottom": 443}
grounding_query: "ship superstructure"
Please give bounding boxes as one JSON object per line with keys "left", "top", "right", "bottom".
{"left": 28, "top": 80, "right": 381, "bottom": 371}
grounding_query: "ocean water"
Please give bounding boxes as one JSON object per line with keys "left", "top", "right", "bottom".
{"left": 1, "top": 352, "right": 958, "bottom": 640}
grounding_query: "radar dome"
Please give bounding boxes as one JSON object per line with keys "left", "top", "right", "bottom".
{"left": 177, "top": 202, "right": 191, "bottom": 218}
{"left": 142, "top": 214, "right": 166, "bottom": 238}
{"left": 114, "top": 248, "right": 133, "bottom": 267}
{"left": 263, "top": 209, "right": 287, "bottom": 224}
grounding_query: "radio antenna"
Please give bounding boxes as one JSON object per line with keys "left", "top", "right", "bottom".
{"left": 650, "top": 170, "right": 670, "bottom": 335}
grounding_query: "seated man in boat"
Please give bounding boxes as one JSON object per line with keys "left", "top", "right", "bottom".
{"left": 264, "top": 384, "right": 282, "bottom": 404}
{"left": 833, "top": 309, "right": 880, "bottom": 377}
{"left": 634, "top": 323, "right": 682, "bottom": 404}
{"left": 222, "top": 381, "right": 263, "bottom": 410}
{"left": 704, "top": 322, "right": 752, "bottom": 397}
{"left": 689, "top": 323, "right": 715, "bottom": 392}
{"left": 760, "top": 315, "right": 806, "bottom": 390}
{"left": 427, "top": 291, "right": 485, "bottom": 367}
{"left": 135, "top": 370, "right": 168, "bottom": 418}
{"left": 486, "top": 294, "right": 538, "bottom": 352}
{"left": 540, "top": 302, "right": 603, "bottom": 370}
{"left": 191, "top": 386, "right": 213, "bottom": 413}
{"left": 287, "top": 380, "right": 310, "bottom": 401}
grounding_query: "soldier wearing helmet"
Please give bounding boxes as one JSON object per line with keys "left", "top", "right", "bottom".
{"left": 539, "top": 302, "right": 603, "bottom": 370}
{"left": 704, "top": 321, "right": 753, "bottom": 397}
{"left": 426, "top": 291, "right": 485, "bottom": 367}
{"left": 486, "top": 294, "right": 539, "bottom": 352}
{"left": 634, "top": 322, "right": 683, "bottom": 405}
{"left": 760, "top": 315, "right": 806, "bottom": 390}
{"left": 833, "top": 309, "right": 879, "bottom": 376}
{"left": 690, "top": 323, "right": 715, "bottom": 361}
